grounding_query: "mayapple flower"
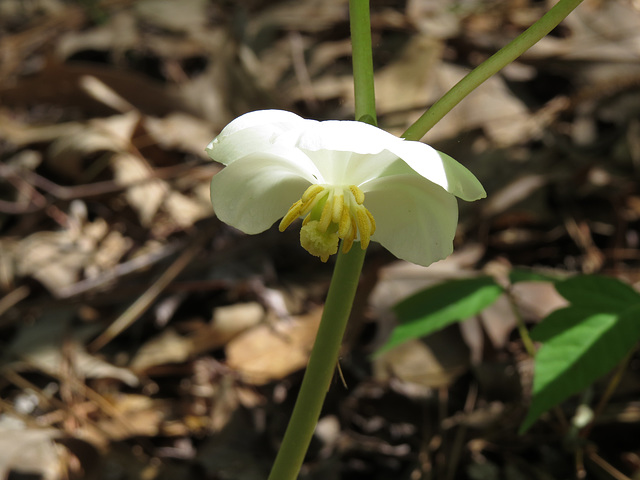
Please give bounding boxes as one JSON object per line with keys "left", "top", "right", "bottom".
{"left": 206, "top": 110, "right": 485, "bottom": 267}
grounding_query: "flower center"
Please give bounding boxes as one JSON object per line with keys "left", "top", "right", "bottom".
{"left": 279, "top": 184, "right": 376, "bottom": 262}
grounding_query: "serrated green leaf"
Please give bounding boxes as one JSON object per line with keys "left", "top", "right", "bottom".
{"left": 555, "top": 275, "right": 640, "bottom": 312}
{"left": 374, "top": 276, "right": 503, "bottom": 356}
{"left": 520, "top": 303, "right": 640, "bottom": 433}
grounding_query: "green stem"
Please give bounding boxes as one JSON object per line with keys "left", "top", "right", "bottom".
{"left": 266, "top": 247, "right": 366, "bottom": 480}
{"left": 402, "top": 0, "right": 583, "bottom": 141}
{"left": 350, "top": 0, "right": 377, "bottom": 126}
{"left": 266, "top": 2, "right": 375, "bottom": 478}
{"left": 506, "top": 288, "right": 537, "bottom": 358}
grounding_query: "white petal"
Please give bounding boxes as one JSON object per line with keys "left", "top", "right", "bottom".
{"left": 278, "top": 120, "right": 402, "bottom": 155}
{"left": 384, "top": 141, "right": 486, "bottom": 201}
{"left": 279, "top": 120, "right": 412, "bottom": 185}
{"left": 303, "top": 150, "right": 399, "bottom": 186}
{"left": 206, "top": 110, "right": 306, "bottom": 165}
{"left": 363, "top": 174, "right": 460, "bottom": 267}
{"left": 268, "top": 117, "right": 485, "bottom": 201}
{"left": 210, "top": 149, "right": 317, "bottom": 234}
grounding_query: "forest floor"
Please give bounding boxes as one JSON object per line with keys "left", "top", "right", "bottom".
{"left": 1, "top": 0, "right": 640, "bottom": 479}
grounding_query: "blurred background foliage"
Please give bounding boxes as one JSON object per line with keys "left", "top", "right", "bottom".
{"left": 1, "top": 0, "right": 640, "bottom": 479}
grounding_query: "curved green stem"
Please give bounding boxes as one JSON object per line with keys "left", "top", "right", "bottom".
{"left": 402, "top": 0, "right": 583, "bottom": 141}
{"left": 266, "top": 2, "right": 374, "bottom": 478}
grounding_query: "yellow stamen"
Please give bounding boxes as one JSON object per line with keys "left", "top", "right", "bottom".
{"left": 338, "top": 207, "right": 351, "bottom": 237}
{"left": 356, "top": 209, "right": 371, "bottom": 249}
{"left": 318, "top": 193, "right": 334, "bottom": 232}
{"left": 302, "top": 184, "right": 325, "bottom": 202}
{"left": 349, "top": 185, "right": 365, "bottom": 204}
{"left": 332, "top": 194, "right": 344, "bottom": 224}
{"left": 279, "top": 200, "right": 303, "bottom": 232}
{"left": 300, "top": 192, "right": 323, "bottom": 216}
{"left": 279, "top": 183, "right": 376, "bottom": 261}
{"left": 342, "top": 223, "right": 357, "bottom": 253}
{"left": 366, "top": 209, "right": 376, "bottom": 235}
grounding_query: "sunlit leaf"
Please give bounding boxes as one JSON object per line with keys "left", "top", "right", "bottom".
{"left": 520, "top": 303, "right": 640, "bottom": 432}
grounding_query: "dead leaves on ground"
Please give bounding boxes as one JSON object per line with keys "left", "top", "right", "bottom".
{"left": 2, "top": 0, "right": 640, "bottom": 479}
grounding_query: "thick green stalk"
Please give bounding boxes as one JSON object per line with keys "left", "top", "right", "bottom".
{"left": 266, "top": 1, "right": 374, "bottom": 479}
{"left": 402, "top": 0, "right": 583, "bottom": 141}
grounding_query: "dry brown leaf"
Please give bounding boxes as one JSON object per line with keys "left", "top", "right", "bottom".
{"left": 111, "top": 152, "right": 167, "bottom": 226}
{"left": 423, "top": 63, "right": 532, "bottom": 145}
{"left": 247, "top": 0, "right": 348, "bottom": 35}
{"left": 95, "top": 394, "right": 166, "bottom": 440}
{"left": 162, "top": 190, "right": 213, "bottom": 229}
{"left": 373, "top": 330, "right": 470, "bottom": 389}
{"left": 143, "top": 113, "right": 217, "bottom": 158}
{"left": 406, "top": 0, "right": 460, "bottom": 38}
{"left": 0, "top": 428, "right": 64, "bottom": 480}
{"left": 190, "top": 302, "right": 265, "bottom": 356}
{"left": 8, "top": 210, "right": 131, "bottom": 295}
{"left": 7, "top": 315, "right": 139, "bottom": 387}
{"left": 129, "top": 329, "right": 193, "bottom": 372}
{"left": 226, "top": 308, "right": 323, "bottom": 385}
{"left": 525, "top": 0, "right": 640, "bottom": 63}
{"left": 134, "top": 0, "right": 209, "bottom": 33}
{"left": 0, "top": 62, "right": 186, "bottom": 116}
{"left": 56, "top": 11, "right": 138, "bottom": 61}
{"left": 47, "top": 111, "right": 140, "bottom": 180}
{"left": 511, "top": 281, "right": 569, "bottom": 322}
{"left": 375, "top": 35, "right": 443, "bottom": 115}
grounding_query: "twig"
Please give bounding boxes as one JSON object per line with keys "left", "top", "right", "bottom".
{"left": 0, "top": 160, "right": 212, "bottom": 214}
{"left": 88, "top": 228, "right": 211, "bottom": 352}
{"left": 56, "top": 240, "right": 185, "bottom": 299}
{"left": 580, "top": 346, "right": 637, "bottom": 439}
{"left": 587, "top": 449, "right": 632, "bottom": 480}
{"left": 0, "top": 285, "right": 31, "bottom": 320}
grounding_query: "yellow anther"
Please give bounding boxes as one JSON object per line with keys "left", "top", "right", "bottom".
{"left": 296, "top": 184, "right": 328, "bottom": 217}
{"left": 318, "top": 193, "right": 334, "bottom": 232}
{"left": 302, "top": 184, "right": 325, "bottom": 202}
{"left": 342, "top": 224, "right": 357, "bottom": 253}
{"left": 279, "top": 200, "right": 303, "bottom": 231}
{"left": 338, "top": 207, "right": 351, "bottom": 237}
{"left": 349, "top": 185, "right": 365, "bottom": 204}
{"left": 331, "top": 194, "right": 344, "bottom": 224}
{"left": 279, "top": 183, "right": 376, "bottom": 261}
{"left": 366, "top": 209, "right": 376, "bottom": 235}
{"left": 356, "top": 208, "right": 371, "bottom": 249}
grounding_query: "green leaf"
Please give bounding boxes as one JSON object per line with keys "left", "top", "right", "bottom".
{"left": 520, "top": 303, "right": 640, "bottom": 433}
{"left": 509, "top": 268, "right": 561, "bottom": 284}
{"left": 555, "top": 275, "right": 640, "bottom": 312}
{"left": 375, "top": 276, "right": 503, "bottom": 355}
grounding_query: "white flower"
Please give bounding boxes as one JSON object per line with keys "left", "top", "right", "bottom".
{"left": 206, "top": 110, "right": 485, "bottom": 266}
